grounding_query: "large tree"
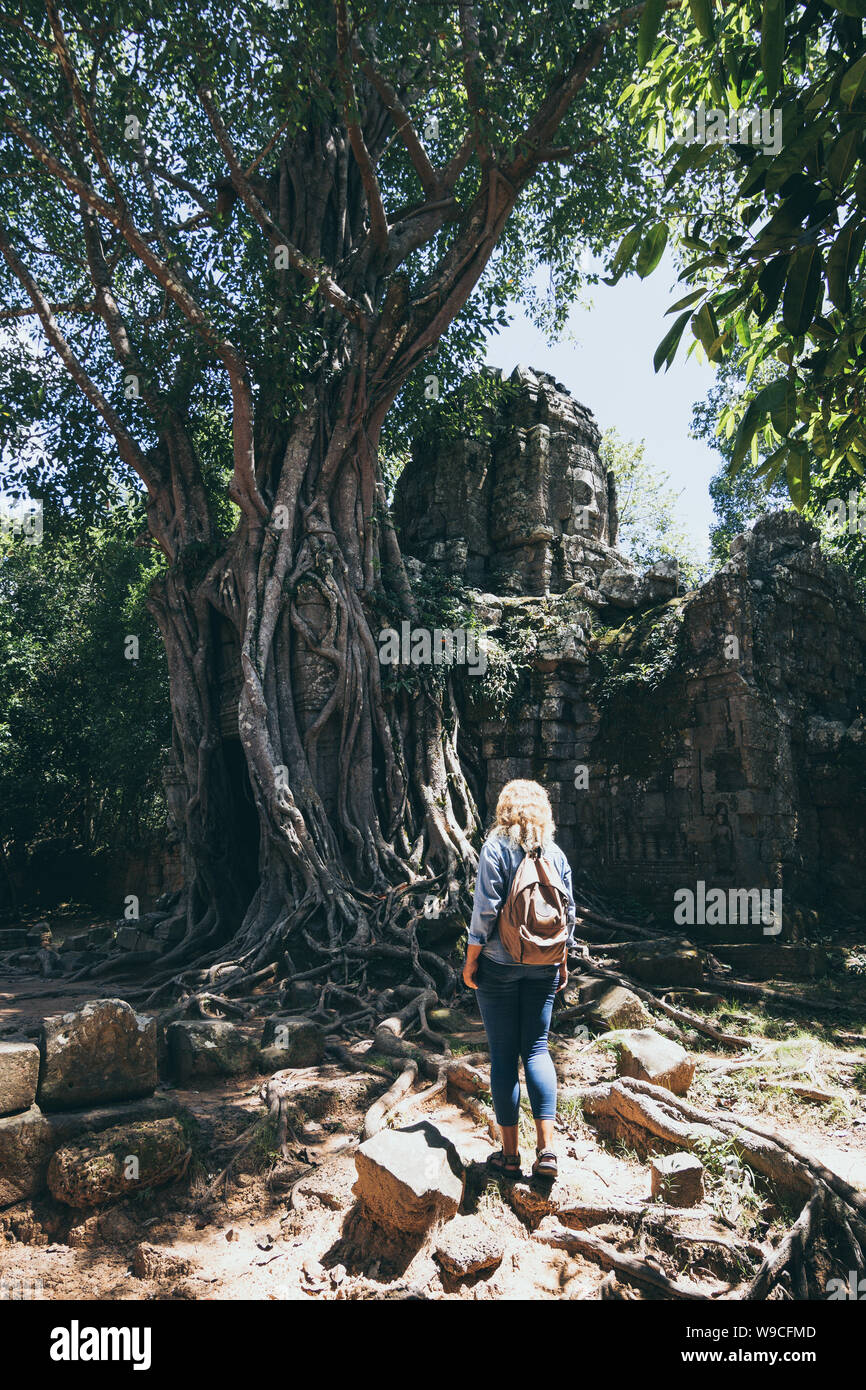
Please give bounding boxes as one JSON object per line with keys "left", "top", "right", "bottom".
{"left": 0, "top": 0, "right": 684, "bottom": 1001}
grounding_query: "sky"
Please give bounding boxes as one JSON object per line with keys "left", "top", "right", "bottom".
{"left": 483, "top": 249, "right": 721, "bottom": 562}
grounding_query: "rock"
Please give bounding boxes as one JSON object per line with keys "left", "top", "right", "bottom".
{"left": 48, "top": 1095, "right": 190, "bottom": 1147}
{"left": 0, "top": 1041, "right": 40, "bottom": 1117}
{"left": 599, "top": 568, "right": 639, "bottom": 609}
{"left": 504, "top": 1181, "right": 555, "bottom": 1228}
{"left": 132, "top": 1242, "right": 193, "bottom": 1280}
{"left": 434, "top": 1216, "right": 504, "bottom": 1278}
{"left": 38, "top": 999, "right": 157, "bottom": 1111}
{"left": 0, "top": 1105, "right": 55, "bottom": 1206}
{"left": 67, "top": 1214, "right": 101, "bottom": 1248}
{"left": 586, "top": 986, "right": 651, "bottom": 1032}
{"left": 638, "top": 557, "right": 680, "bottom": 604}
{"left": 560, "top": 972, "right": 609, "bottom": 1008}
{"left": 115, "top": 925, "right": 163, "bottom": 954}
{"left": 618, "top": 939, "right": 703, "bottom": 988}
{"left": 353, "top": 1119, "right": 465, "bottom": 1233}
{"left": 615, "top": 1029, "right": 695, "bottom": 1096}
{"left": 47, "top": 1117, "right": 192, "bottom": 1207}
{"left": 259, "top": 1016, "right": 325, "bottom": 1066}
{"left": 98, "top": 1208, "right": 138, "bottom": 1244}
{"left": 650, "top": 1152, "right": 705, "bottom": 1207}
{"left": 166, "top": 1020, "right": 261, "bottom": 1084}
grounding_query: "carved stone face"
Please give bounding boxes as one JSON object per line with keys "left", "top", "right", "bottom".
{"left": 565, "top": 468, "right": 603, "bottom": 539}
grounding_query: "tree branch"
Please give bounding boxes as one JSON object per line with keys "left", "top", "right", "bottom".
{"left": 197, "top": 85, "right": 370, "bottom": 328}
{"left": 44, "top": 0, "right": 129, "bottom": 216}
{"left": 0, "top": 299, "right": 95, "bottom": 320}
{"left": 0, "top": 223, "right": 158, "bottom": 495}
{"left": 351, "top": 37, "right": 440, "bottom": 199}
{"left": 4, "top": 112, "right": 268, "bottom": 523}
{"left": 335, "top": 0, "right": 389, "bottom": 254}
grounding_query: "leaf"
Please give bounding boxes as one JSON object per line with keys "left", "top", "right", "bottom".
{"left": 637, "top": 0, "right": 667, "bottom": 69}
{"left": 604, "top": 226, "right": 641, "bottom": 285}
{"left": 731, "top": 379, "right": 792, "bottom": 470}
{"left": 653, "top": 309, "right": 692, "bottom": 373}
{"left": 770, "top": 378, "right": 798, "bottom": 435}
{"left": 761, "top": 0, "right": 785, "bottom": 102}
{"left": 786, "top": 448, "right": 810, "bottom": 510}
{"left": 688, "top": 0, "right": 714, "bottom": 41}
{"left": 810, "top": 417, "right": 833, "bottom": 458}
{"left": 757, "top": 252, "right": 791, "bottom": 323}
{"left": 782, "top": 245, "right": 823, "bottom": 336}
{"left": 635, "top": 222, "right": 668, "bottom": 278}
{"left": 692, "top": 302, "right": 721, "bottom": 358}
{"left": 665, "top": 288, "right": 704, "bottom": 314}
{"left": 827, "top": 215, "right": 866, "bottom": 312}
{"left": 826, "top": 128, "right": 860, "bottom": 189}
{"left": 840, "top": 53, "right": 866, "bottom": 108}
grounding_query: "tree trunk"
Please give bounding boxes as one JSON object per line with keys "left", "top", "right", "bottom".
{"left": 146, "top": 383, "right": 479, "bottom": 1001}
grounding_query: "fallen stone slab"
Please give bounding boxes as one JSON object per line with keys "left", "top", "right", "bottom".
{"left": 0, "top": 1041, "right": 40, "bottom": 1117}
{"left": 618, "top": 939, "right": 703, "bottom": 988}
{"left": 48, "top": 1094, "right": 190, "bottom": 1146}
{"left": 354, "top": 1119, "right": 465, "bottom": 1233}
{"left": 586, "top": 985, "right": 652, "bottom": 1032}
{"left": 259, "top": 1016, "right": 325, "bottom": 1066}
{"left": 434, "top": 1216, "right": 504, "bottom": 1278}
{"left": 0, "top": 1104, "right": 55, "bottom": 1206}
{"left": 650, "top": 1152, "right": 705, "bottom": 1207}
{"left": 561, "top": 972, "right": 609, "bottom": 1008}
{"left": 38, "top": 998, "right": 157, "bottom": 1111}
{"left": 166, "top": 1019, "right": 261, "bottom": 1084}
{"left": 0, "top": 1095, "right": 191, "bottom": 1208}
{"left": 47, "top": 1116, "right": 192, "bottom": 1208}
{"left": 708, "top": 943, "right": 830, "bottom": 981}
{"left": 614, "top": 1029, "right": 695, "bottom": 1096}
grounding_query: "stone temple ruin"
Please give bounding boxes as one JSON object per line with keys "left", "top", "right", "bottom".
{"left": 394, "top": 366, "right": 866, "bottom": 938}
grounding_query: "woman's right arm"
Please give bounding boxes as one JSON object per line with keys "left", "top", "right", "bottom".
{"left": 463, "top": 840, "right": 507, "bottom": 988}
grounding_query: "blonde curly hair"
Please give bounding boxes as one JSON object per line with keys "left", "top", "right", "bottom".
{"left": 490, "top": 779, "right": 555, "bottom": 853}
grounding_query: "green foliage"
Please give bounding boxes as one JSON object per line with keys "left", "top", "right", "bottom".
{"left": 601, "top": 428, "right": 707, "bottom": 586}
{"left": 693, "top": 347, "right": 866, "bottom": 581}
{"left": 0, "top": 503, "right": 170, "bottom": 859}
{"left": 614, "top": 0, "right": 866, "bottom": 511}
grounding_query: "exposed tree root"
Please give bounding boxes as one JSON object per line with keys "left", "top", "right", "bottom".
{"left": 362, "top": 1060, "right": 419, "bottom": 1139}
{"left": 739, "top": 1186, "right": 824, "bottom": 1301}
{"left": 533, "top": 1220, "right": 724, "bottom": 1299}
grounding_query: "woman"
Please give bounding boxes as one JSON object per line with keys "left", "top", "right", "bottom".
{"left": 463, "top": 779, "right": 576, "bottom": 1180}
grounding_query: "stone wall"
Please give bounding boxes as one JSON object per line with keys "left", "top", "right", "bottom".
{"left": 395, "top": 371, "right": 866, "bottom": 936}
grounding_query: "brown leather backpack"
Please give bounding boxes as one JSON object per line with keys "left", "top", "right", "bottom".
{"left": 498, "top": 847, "right": 570, "bottom": 965}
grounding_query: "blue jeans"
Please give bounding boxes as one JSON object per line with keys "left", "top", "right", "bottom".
{"left": 474, "top": 956, "right": 559, "bottom": 1126}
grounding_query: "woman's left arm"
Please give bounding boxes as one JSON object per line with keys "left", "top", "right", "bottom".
{"left": 558, "top": 852, "right": 577, "bottom": 992}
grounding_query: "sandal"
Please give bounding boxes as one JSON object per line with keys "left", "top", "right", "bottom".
{"left": 487, "top": 1149, "right": 522, "bottom": 1177}
{"left": 532, "top": 1148, "right": 558, "bottom": 1180}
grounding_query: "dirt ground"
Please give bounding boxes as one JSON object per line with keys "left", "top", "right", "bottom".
{"left": 2, "top": 966, "right": 866, "bottom": 1302}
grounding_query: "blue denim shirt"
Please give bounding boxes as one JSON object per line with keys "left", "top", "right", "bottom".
{"left": 468, "top": 835, "right": 577, "bottom": 966}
